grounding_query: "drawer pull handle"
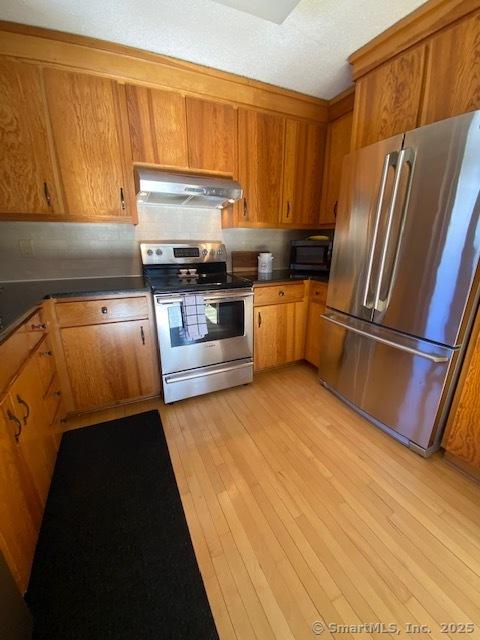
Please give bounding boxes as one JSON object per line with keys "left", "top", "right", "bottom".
{"left": 16, "top": 395, "right": 30, "bottom": 425}
{"left": 51, "top": 390, "right": 62, "bottom": 398}
{"left": 101, "top": 306, "right": 108, "bottom": 314}
{"left": 7, "top": 410, "right": 22, "bottom": 443}
{"left": 279, "top": 290, "right": 285, "bottom": 297}
{"left": 31, "top": 322, "right": 47, "bottom": 330}
{"left": 140, "top": 325, "right": 145, "bottom": 345}
{"left": 40, "top": 350, "right": 53, "bottom": 357}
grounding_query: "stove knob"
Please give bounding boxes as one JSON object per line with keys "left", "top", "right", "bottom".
{"left": 147, "top": 249, "right": 153, "bottom": 256}
{"left": 202, "top": 249, "right": 208, "bottom": 256}
{"left": 155, "top": 249, "right": 163, "bottom": 256}
{"left": 217, "top": 249, "right": 223, "bottom": 255}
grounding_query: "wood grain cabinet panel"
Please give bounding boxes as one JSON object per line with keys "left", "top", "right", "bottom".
{"left": 254, "top": 282, "right": 305, "bottom": 306}
{"left": 0, "top": 396, "right": 39, "bottom": 594}
{"left": 352, "top": 45, "right": 426, "bottom": 149}
{"left": 43, "top": 68, "right": 132, "bottom": 219}
{"left": 282, "top": 119, "right": 326, "bottom": 226}
{"left": 60, "top": 319, "right": 158, "bottom": 412}
{"left": 254, "top": 302, "right": 306, "bottom": 371}
{"left": 125, "top": 84, "right": 188, "bottom": 168}
{"left": 0, "top": 57, "right": 59, "bottom": 216}
{"left": 320, "top": 111, "right": 353, "bottom": 226}
{"left": 186, "top": 97, "right": 235, "bottom": 174}
{"left": 237, "top": 108, "right": 285, "bottom": 226}
{"left": 422, "top": 11, "right": 480, "bottom": 125}
{"left": 304, "top": 282, "right": 328, "bottom": 368}
{"left": 56, "top": 297, "right": 149, "bottom": 327}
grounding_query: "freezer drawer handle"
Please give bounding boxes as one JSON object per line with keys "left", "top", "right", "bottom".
{"left": 165, "top": 362, "right": 252, "bottom": 384}
{"left": 321, "top": 314, "right": 450, "bottom": 364}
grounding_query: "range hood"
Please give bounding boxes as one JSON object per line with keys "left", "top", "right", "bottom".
{"left": 135, "top": 168, "right": 243, "bottom": 209}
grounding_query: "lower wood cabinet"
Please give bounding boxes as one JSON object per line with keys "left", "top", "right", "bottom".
{"left": 60, "top": 320, "right": 158, "bottom": 412}
{"left": 304, "top": 282, "right": 328, "bottom": 368}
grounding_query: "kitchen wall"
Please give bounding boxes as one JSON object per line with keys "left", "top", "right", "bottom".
{"left": 0, "top": 204, "right": 327, "bottom": 281}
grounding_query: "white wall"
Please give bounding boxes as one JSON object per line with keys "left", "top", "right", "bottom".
{"left": 0, "top": 204, "right": 326, "bottom": 281}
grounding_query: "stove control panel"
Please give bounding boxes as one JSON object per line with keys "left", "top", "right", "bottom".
{"left": 140, "top": 241, "right": 226, "bottom": 265}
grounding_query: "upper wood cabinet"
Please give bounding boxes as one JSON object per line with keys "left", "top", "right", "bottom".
{"left": 282, "top": 119, "right": 326, "bottom": 226}
{"left": 0, "top": 58, "right": 60, "bottom": 216}
{"left": 320, "top": 111, "right": 353, "bottom": 226}
{"left": 43, "top": 68, "right": 133, "bottom": 220}
{"left": 125, "top": 85, "right": 188, "bottom": 168}
{"left": 421, "top": 10, "right": 480, "bottom": 125}
{"left": 237, "top": 108, "right": 285, "bottom": 226}
{"left": 351, "top": 44, "right": 426, "bottom": 149}
{"left": 186, "top": 97, "right": 235, "bottom": 174}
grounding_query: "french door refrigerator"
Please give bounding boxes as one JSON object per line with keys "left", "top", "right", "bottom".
{"left": 318, "top": 110, "right": 480, "bottom": 455}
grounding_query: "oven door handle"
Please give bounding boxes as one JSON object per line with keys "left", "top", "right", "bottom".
{"left": 156, "top": 291, "right": 253, "bottom": 305}
{"left": 164, "top": 361, "right": 252, "bottom": 384}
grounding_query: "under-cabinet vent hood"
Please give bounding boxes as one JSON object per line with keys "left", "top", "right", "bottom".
{"left": 135, "top": 169, "right": 243, "bottom": 209}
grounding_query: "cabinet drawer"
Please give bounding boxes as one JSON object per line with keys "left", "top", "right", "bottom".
{"left": 56, "top": 296, "right": 149, "bottom": 327}
{"left": 309, "top": 282, "right": 328, "bottom": 304}
{"left": 254, "top": 283, "right": 305, "bottom": 306}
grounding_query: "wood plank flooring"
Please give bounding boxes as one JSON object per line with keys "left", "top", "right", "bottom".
{"left": 64, "top": 363, "right": 480, "bottom": 640}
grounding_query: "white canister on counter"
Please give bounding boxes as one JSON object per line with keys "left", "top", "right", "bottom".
{"left": 258, "top": 252, "right": 274, "bottom": 275}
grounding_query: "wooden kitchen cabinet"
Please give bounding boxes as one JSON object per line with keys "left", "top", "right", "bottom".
{"left": 304, "top": 281, "right": 328, "bottom": 367}
{"left": 320, "top": 111, "right": 353, "bottom": 226}
{"left": 351, "top": 44, "right": 426, "bottom": 149}
{"left": 186, "top": 97, "right": 236, "bottom": 174}
{"left": 125, "top": 84, "right": 188, "bottom": 168}
{"left": 421, "top": 11, "right": 480, "bottom": 125}
{"left": 237, "top": 108, "right": 285, "bottom": 226}
{"left": 282, "top": 119, "right": 326, "bottom": 226}
{"left": 60, "top": 318, "right": 158, "bottom": 412}
{"left": 43, "top": 68, "right": 134, "bottom": 220}
{"left": 0, "top": 57, "right": 60, "bottom": 217}
{"left": 0, "top": 396, "right": 39, "bottom": 594}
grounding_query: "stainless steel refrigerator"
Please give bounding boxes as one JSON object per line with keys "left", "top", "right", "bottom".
{"left": 318, "top": 110, "right": 480, "bottom": 455}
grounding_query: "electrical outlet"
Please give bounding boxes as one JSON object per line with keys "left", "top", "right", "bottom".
{"left": 18, "top": 239, "right": 34, "bottom": 257}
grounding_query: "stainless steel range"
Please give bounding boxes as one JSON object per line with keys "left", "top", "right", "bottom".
{"left": 141, "top": 241, "right": 253, "bottom": 403}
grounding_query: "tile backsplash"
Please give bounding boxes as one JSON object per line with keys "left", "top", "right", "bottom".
{"left": 0, "top": 204, "right": 328, "bottom": 281}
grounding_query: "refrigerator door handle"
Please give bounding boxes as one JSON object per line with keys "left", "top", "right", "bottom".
{"left": 362, "top": 151, "right": 398, "bottom": 309}
{"left": 375, "top": 147, "right": 416, "bottom": 312}
{"left": 321, "top": 314, "right": 450, "bottom": 363}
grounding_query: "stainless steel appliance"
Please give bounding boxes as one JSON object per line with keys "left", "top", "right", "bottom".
{"left": 135, "top": 169, "right": 243, "bottom": 209}
{"left": 290, "top": 237, "right": 332, "bottom": 274}
{"left": 141, "top": 242, "right": 253, "bottom": 403}
{"left": 318, "top": 110, "right": 480, "bottom": 455}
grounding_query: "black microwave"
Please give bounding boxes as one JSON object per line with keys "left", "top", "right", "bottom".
{"left": 290, "top": 238, "right": 332, "bottom": 273}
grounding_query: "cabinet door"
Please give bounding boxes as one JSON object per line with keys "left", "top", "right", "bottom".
{"left": 352, "top": 45, "right": 426, "bottom": 149}
{"left": 0, "top": 396, "right": 39, "bottom": 594}
{"left": 9, "top": 352, "right": 58, "bottom": 512}
{"left": 254, "top": 302, "right": 305, "bottom": 371}
{"left": 305, "top": 301, "right": 327, "bottom": 368}
{"left": 0, "top": 57, "right": 59, "bottom": 216}
{"left": 125, "top": 85, "right": 188, "bottom": 168}
{"left": 186, "top": 97, "right": 235, "bottom": 174}
{"left": 282, "top": 119, "right": 326, "bottom": 226}
{"left": 44, "top": 69, "right": 132, "bottom": 219}
{"left": 60, "top": 320, "right": 158, "bottom": 411}
{"left": 320, "top": 111, "right": 353, "bottom": 226}
{"left": 238, "top": 108, "right": 285, "bottom": 225}
{"left": 422, "top": 11, "right": 480, "bottom": 125}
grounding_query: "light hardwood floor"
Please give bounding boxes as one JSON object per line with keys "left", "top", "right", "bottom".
{"left": 64, "top": 363, "right": 480, "bottom": 640}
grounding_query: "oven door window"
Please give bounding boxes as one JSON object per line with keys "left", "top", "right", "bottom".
{"left": 167, "top": 300, "right": 245, "bottom": 347}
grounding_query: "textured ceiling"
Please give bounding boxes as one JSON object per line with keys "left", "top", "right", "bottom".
{"left": 0, "top": 0, "right": 427, "bottom": 99}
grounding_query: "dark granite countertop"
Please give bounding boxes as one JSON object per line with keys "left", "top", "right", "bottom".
{"left": 0, "top": 276, "right": 148, "bottom": 343}
{"left": 236, "top": 269, "right": 329, "bottom": 285}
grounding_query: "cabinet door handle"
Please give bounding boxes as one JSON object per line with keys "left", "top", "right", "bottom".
{"left": 120, "top": 187, "right": 126, "bottom": 210}
{"left": 43, "top": 182, "right": 52, "bottom": 207}
{"left": 286, "top": 201, "right": 291, "bottom": 218}
{"left": 140, "top": 325, "right": 145, "bottom": 345}
{"left": 7, "top": 410, "right": 22, "bottom": 443}
{"left": 40, "top": 350, "right": 53, "bottom": 357}
{"left": 258, "top": 312, "right": 262, "bottom": 328}
{"left": 16, "top": 395, "right": 30, "bottom": 425}
{"left": 31, "top": 322, "right": 47, "bottom": 330}
{"left": 333, "top": 201, "right": 338, "bottom": 218}
{"left": 243, "top": 198, "right": 248, "bottom": 218}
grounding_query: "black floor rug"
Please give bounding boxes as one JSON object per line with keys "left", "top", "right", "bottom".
{"left": 26, "top": 411, "right": 219, "bottom": 640}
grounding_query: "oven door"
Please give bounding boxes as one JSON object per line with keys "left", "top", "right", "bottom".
{"left": 155, "top": 289, "right": 253, "bottom": 374}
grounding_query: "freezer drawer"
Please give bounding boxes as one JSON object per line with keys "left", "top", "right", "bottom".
{"left": 318, "top": 311, "right": 458, "bottom": 452}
